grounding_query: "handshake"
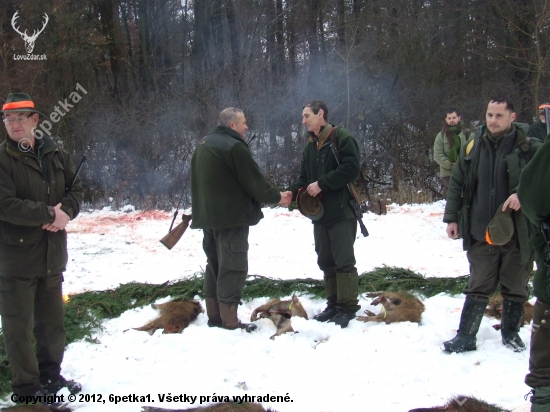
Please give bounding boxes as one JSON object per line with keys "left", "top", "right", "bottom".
{"left": 279, "top": 191, "right": 293, "bottom": 207}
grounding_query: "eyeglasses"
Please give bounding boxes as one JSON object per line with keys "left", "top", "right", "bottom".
{"left": 2, "top": 114, "right": 33, "bottom": 125}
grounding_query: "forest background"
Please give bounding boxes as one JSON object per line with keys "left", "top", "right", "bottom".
{"left": 0, "top": 0, "right": 549, "bottom": 209}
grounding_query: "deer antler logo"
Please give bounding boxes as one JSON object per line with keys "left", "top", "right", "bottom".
{"left": 11, "top": 11, "right": 49, "bottom": 54}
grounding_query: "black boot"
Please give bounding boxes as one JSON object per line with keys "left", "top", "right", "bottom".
{"left": 443, "top": 297, "right": 486, "bottom": 353}
{"left": 501, "top": 298, "right": 526, "bottom": 352}
{"left": 328, "top": 306, "right": 359, "bottom": 328}
{"left": 314, "top": 301, "right": 337, "bottom": 322}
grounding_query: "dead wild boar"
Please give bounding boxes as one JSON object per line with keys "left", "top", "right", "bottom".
{"left": 250, "top": 294, "right": 308, "bottom": 339}
{"left": 141, "top": 403, "right": 277, "bottom": 411}
{"left": 130, "top": 300, "right": 203, "bottom": 334}
{"left": 356, "top": 291, "right": 425, "bottom": 324}
{"left": 408, "top": 395, "right": 511, "bottom": 411}
{"left": 484, "top": 294, "right": 533, "bottom": 330}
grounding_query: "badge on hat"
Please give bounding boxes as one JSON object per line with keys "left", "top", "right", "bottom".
{"left": 485, "top": 203, "right": 514, "bottom": 246}
{"left": 297, "top": 187, "right": 324, "bottom": 221}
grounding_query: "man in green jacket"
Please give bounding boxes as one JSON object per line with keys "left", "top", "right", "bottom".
{"left": 283, "top": 101, "right": 361, "bottom": 328}
{"left": 191, "top": 107, "right": 290, "bottom": 332}
{"left": 442, "top": 96, "right": 540, "bottom": 353}
{"left": 433, "top": 108, "right": 468, "bottom": 198}
{"left": 518, "top": 134, "right": 550, "bottom": 411}
{"left": 0, "top": 93, "right": 83, "bottom": 398}
{"left": 528, "top": 103, "right": 549, "bottom": 141}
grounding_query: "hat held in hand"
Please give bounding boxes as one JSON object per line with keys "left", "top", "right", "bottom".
{"left": 297, "top": 187, "right": 324, "bottom": 221}
{"left": 485, "top": 203, "right": 514, "bottom": 246}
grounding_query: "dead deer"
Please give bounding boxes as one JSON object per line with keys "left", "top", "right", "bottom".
{"left": 129, "top": 300, "right": 203, "bottom": 334}
{"left": 250, "top": 294, "right": 308, "bottom": 339}
{"left": 357, "top": 291, "right": 425, "bottom": 324}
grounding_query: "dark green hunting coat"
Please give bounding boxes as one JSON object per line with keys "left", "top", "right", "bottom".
{"left": 287, "top": 125, "right": 361, "bottom": 227}
{"left": 190, "top": 126, "right": 280, "bottom": 230}
{"left": 443, "top": 123, "right": 541, "bottom": 264}
{"left": 518, "top": 135, "right": 550, "bottom": 302}
{"left": 0, "top": 135, "right": 83, "bottom": 277}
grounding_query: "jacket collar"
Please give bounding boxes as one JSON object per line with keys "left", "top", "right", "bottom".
{"left": 210, "top": 126, "right": 247, "bottom": 144}
{"left": 4, "top": 134, "right": 57, "bottom": 158}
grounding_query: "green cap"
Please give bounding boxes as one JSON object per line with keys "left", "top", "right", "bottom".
{"left": 485, "top": 203, "right": 514, "bottom": 246}
{"left": 297, "top": 187, "right": 324, "bottom": 221}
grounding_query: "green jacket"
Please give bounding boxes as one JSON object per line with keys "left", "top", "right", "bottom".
{"left": 287, "top": 125, "right": 361, "bottom": 227}
{"left": 0, "top": 135, "right": 83, "bottom": 277}
{"left": 528, "top": 121, "right": 548, "bottom": 141}
{"left": 190, "top": 126, "right": 281, "bottom": 230}
{"left": 518, "top": 134, "right": 550, "bottom": 301}
{"left": 443, "top": 123, "right": 541, "bottom": 263}
{"left": 433, "top": 127, "right": 468, "bottom": 177}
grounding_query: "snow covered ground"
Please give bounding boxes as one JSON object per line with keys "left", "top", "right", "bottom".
{"left": 2, "top": 201, "right": 535, "bottom": 411}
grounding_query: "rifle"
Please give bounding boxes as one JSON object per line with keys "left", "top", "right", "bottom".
{"left": 329, "top": 142, "right": 369, "bottom": 237}
{"left": 544, "top": 105, "right": 550, "bottom": 137}
{"left": 66, "top": 155, "right": 86, "bottom": 192}
{"left": 160, "top": 214, "right": 192, "bottom": 250}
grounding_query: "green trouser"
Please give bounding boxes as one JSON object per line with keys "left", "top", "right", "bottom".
{"left": 314, "top": 218, "right": 359, "bottom": 309}
{"left": 0, "top": 274, "right": 65, "bottom": 395}
{"left": 464, "top": 240, "right": 532, "bottom": 303}
{"left": 526, "top": 238, "right": 550, "bottom": 409}
{"left": 202, "top": 226, "right": 249, "bottom": 304}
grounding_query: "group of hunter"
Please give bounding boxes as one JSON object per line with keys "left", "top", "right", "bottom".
{"left": 1, "top": 92, "right": 550, "bottom": 412}
{"left": 435, "top": 99, "right": 550, "bottom": 411}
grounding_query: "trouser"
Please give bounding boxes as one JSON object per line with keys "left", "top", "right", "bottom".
{"left": 526, "top": 300, "right": 550, "bottom": 389}
{"left": 463, "top": 239, "right": 532, "bottom": 303}
{"left": 0, "top": 274, "right": 66, "bottom": 395}
{"left": 441, "top": 176, "right": 450, "bottom": 199}
{"left": 202, "top": 226, "right": 249, "bottom": 304}
{"left": 314, "top": 218, "right": 359, "bottom": 308}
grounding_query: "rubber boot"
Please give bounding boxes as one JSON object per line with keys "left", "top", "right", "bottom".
{"left": 328, "top": 272, "right": 360, "bottom": 328}
{"left": 443, "top": 296, "right": 486, "bottom": 353}
{"left": 529, "top": 387, "right": 550, "bottom": 412}
{"left": 205, "top": 297, "right": 223, "bottom": 328}
{"left": 219, "top": 302, "right": 257, "bottom": 333}
{"left": 501, "top": 298, "right": 526, "bottom": 352}
{"left": 314, "top": 271, "right": 338, "bottom": 322}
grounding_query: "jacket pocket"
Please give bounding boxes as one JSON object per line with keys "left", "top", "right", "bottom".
{"left": 220, "top": 239, "right": 249, "bottom": 271}
{"left": 0, "top": 221, "right": 43, "bottom": 246}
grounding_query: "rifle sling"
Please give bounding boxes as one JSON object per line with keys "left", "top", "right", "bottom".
{"left": 329, "top": 127, "right": 363, "bottom": 205}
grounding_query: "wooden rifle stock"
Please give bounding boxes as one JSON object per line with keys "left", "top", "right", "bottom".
{"left": 160, "top": 214, "right": 192, "bottom": 250}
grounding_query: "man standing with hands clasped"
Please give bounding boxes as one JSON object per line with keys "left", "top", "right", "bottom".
{"left": 282, "top": 101, "right": 361, "bottom": 328}
{"left": 0, "top": 93, "right": 83, "bottom": 399}
{"left": 442, "top": 97, "right": 540, "bottom": 353}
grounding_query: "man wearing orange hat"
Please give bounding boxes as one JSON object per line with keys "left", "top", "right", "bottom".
{"left": 0, "top": 93, "right": 83, "bottom": 399}
{"left": 443, "top": 96, "right": 541, "bottom": 353}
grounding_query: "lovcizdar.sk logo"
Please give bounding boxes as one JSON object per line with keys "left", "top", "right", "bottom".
{"left": 11, "top": 11, "right": 48, "bottom": 61}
